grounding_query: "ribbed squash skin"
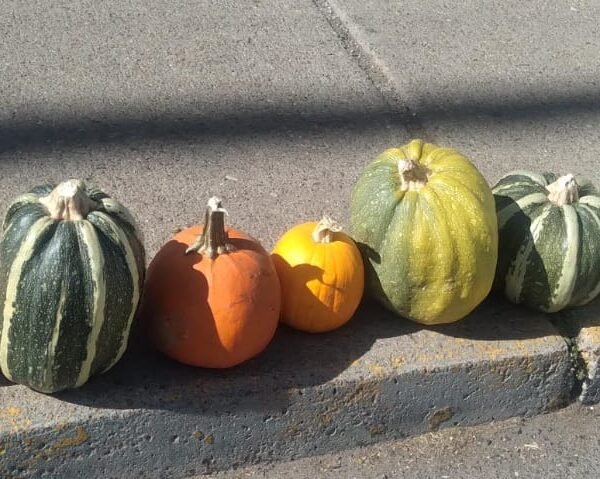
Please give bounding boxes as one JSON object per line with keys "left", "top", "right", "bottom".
{"left": 350, "top": 139, "right": 498, "bottom": 325}
{"left": 0, "top": 184, "right": 145, "bottom": 393}
{"left": 143, "top": 224, "right": 280, "bottom": 369}
{"left": 493, "top": 171, "right": 600, "bottom": 312}
{"left": 272, "top": 221, "right": 364, "bottom": 333}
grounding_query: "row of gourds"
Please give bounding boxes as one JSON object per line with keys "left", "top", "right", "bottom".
{"left": 0, "top": 139, "right": 598, "bottom": 394}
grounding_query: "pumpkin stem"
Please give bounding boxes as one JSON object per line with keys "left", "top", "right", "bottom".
{"left": 547, "top": 174, "right": 579, "bottom": 206}
{"left": 397, "top": 159, "right": 430, "bottom": 191}
{"left": 186, "top": 197, "right": 235, "bottom": 258}
{"left": 312, "top": 215, "right": 342, "bottom": 244}
{"left": 39, "top": 179, "right": 97, "bottom": 221}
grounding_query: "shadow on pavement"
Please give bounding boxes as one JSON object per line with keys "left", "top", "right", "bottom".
{"left": 53, "top": 291, "right": 564, "bottom": 414}
{"left": 0, "top": 104, "right": 414, "bottom": 156}
{"left": 53, "top": 302, "right": 419, "bottom": 414}
{"left": 550, "top": 298, "right": 600, "bottom": 339}
{"left": 2, "top": 87, "right": 600, "bottom": 155}
{"left": 421, "top": 293, "right": 560, "bottom": 341}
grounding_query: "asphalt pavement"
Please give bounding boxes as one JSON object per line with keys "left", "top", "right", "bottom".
{"left": 210, "top": 404, "right": 600, "bottom": 479}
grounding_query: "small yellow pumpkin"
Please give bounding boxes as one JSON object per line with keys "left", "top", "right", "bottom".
{"left": 272, "top": 216, "right": 364, "bottom": 333}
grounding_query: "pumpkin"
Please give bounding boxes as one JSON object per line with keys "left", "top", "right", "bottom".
{"left": 142, "top": 197, "right": 280, "bottom": 368}
{"left": 272, "top": 216, "right": 364, "bottom": 333}
{"left": 0, "top": 180, "right": 145, "bottom": 393}
{"left": 493, "top": 171, "right": 600, "bottom": 312}
{"left": 350, "top": 139, "right": 498, "bottom": 325}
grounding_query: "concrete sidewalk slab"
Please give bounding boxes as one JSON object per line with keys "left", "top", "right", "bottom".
{"left": 0, "top": 298, "right": 572, "bottom": 478}
{"left": 0, "top": 0, "right": 407, "bottom": 257}
{"left": 321, "top": 0, "right": 600, "bottom": 186}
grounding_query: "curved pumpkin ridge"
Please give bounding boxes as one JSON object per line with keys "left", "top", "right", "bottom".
{"left": 504, "top": 204, "right": 553, "bottom": 307}
{"left": 375, "top": 192, "right": 417, "bottom": 317}
{"left": 409, "top": 187, "right": 456, "bottom": 322}
{"left": 493, "top": 171, "right": 548, "bottom": 195}
{"left": 431, "top": 174, "right": 497, "bottom": 251}
{"left": 209, "top": 248, "right": 277, "bottom": 364}
{"left": 401, "top": 138, "right": 427, "bottom": 161}
{"left": 276, "top": 223, "right": 317, "bottom": 329}
{"left": 435, "top": 170, "right": 498, "bottom": 308}
{"left": 432, "top": 182, "right": 494, "bottom": 320}
{"left": 422, "top": 182, "right": 489, "bottom": 324}
{"left": 573, "top": 204, "right": 600, "bottom": 305}
{"left": 331, "top": 238, "right": 363, "bottom": 319}
{"left": 350, "top": 159, "right": 403, "bottom": 250}
{"left": 316, "top": 240, "right": 333, "bottom": 325}
{"left": 547, "top": 204, "right": 579, "bottom": 311}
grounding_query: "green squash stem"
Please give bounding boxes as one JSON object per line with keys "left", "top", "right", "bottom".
{"left": 397, "top": 159, "right": 431, "bottom": 192}
{"left": 547, "top": 174, "right": 579, "bottom": 206}
{"left": 39, "top": 179, "right": 97, "bottom": 221}
{"left": 185, "top": 197, "right": 235, "bottom": 258}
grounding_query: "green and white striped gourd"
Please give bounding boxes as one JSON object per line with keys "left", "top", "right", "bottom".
{"left": 0, "top": 180, "right": 145, "bottom": 393}
{"left": 493, "top": 171, "right": 600, "bottom": 312}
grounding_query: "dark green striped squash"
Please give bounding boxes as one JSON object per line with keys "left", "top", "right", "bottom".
{"left": 493, "top": 171, "right": 600, "bottom": 312}
{"left": 0, "top": 180, "right": 145, "bottom": 393}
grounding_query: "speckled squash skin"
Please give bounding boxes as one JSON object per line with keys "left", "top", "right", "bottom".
{"left": 350, "top": 139, "right": 498, "bottom": 325}
{"left": 493, "top": 171, "right": 600, "bottom": 312}
{"left": 0, "top": 181, "right": 145, "bottom": 393}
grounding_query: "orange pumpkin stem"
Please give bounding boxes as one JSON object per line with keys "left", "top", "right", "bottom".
{"left": 547, "top": 174, "right": 579, "bottom": 206}
{"left": 39, "top": 179, "right": 97, "bottom": 221}
{"left": 185, "top": 197, "right": 235, "bottom": 258}
{"left": 312, "top": 215, "right": 342, "bottom": 244}
{"left": 397, "top": 159, "right": 430, "bottom": 192}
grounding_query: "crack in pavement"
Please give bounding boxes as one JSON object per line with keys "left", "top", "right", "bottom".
{"left": 311, "top": 0, "right": 428, "bottom": 139}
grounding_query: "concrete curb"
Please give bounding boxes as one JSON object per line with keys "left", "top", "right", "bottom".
{"left": 0, "top": 298, "right": 574, "bottom": 478}
{"left": 556, "top": 302, "right": 600, "bottom": 405}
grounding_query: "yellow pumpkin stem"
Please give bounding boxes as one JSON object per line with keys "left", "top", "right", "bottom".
{"left": 186, "top": 197, "right": 235, "bottom": 258}
{"left": 397, "top": 159, "right": 430, "bottom": 192}
{"left": 547, "top": 174, "right": 579, "bottom": 206}
{"left": 312, "top": 215, "right": 342, "bottom": 244}
{"left": 39, "top": 179, "right": 97, "bottom": 221}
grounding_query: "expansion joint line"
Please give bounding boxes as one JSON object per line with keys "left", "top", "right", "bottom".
{"left": 311, "top": 0, "right": 427, "bottom": 138}
{"left": 548, "top": 317, "right": 589, "bottom": 402}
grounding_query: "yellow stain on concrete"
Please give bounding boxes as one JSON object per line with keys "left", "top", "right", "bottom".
{"left": 52, "top": 427, "right": 89, "bottom": 449}
{"left": 286, "top": 423, "right": 304, "bottom": 438}
{"left": 0, "top": 406, "right": 32, "bottom": 433}
{"left": 583, "top": 325, "right": 600, "bottom": 343}
{"left": 14, "top": 426, "right": 90, "bottom": 472}
{"left": 368, "top": 424, "right": 385, "bottom": 436}
{"left": 391, "top": 355, "right": 405, "bottom": 368}
{"left": 319, "top": 413, "right": 334, "bottom": 426}
{"left": 408, "top": 335, "right": 557, "bottom": 367}
{"left": 428, "top": 406, "right": 453, "bottom": 430}
{"left": 0, "top": 407, "right": 22, "bottom": 417}
{"left": 368, "top": 363, "right": 387, "bottom": 376}
{"left": 192, "top": 430, "right": 214, "bottom": 445}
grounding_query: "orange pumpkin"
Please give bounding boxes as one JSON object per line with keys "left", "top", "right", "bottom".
{"left": 272, "top": 216, "right": 364, "bottom": 333}
{"left": 142, "top": 197, "right": 281, "bottom": 368}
